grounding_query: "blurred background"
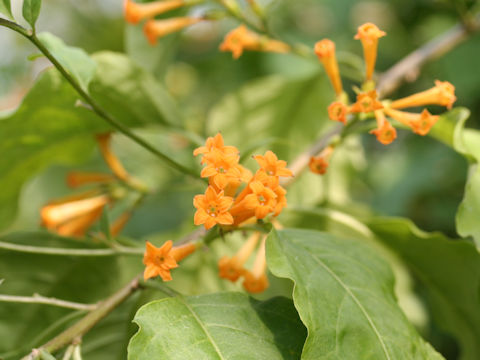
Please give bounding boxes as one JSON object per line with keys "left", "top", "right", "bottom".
{"left": 1, "top": 0, "right": 479, "bottom": 358}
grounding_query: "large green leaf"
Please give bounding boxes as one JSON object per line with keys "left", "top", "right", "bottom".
{"left": 128, "top": 293, "right": 307, "bottom": 360}
{"left": 0, "top": 231, "right": 143, "bottom": 359}
{"left": 37, "top": 32, "right": 97, "bottom": 92}
{"left": 266, "top": 228, "right": 443, "bottom": 359}
{"left": 368, "top": 217, "right": 480, "bottom": 360}
{"left": 0, "top": 0, "right": 13, "bottom": 19}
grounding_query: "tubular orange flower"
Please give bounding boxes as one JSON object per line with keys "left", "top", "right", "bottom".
{"left": 96, "top": 133, "right": 129, "bottom": 181}
{"left": 193, "top": 133, "right": 239, "bottom": 163}
{"left": 41, "top": 193, "right": 110, "bottom": 230}
{"left": 55, "top": 207, "right": 104, "bottom": 237}
{"left": 385, "top": 107, "right": 439, "bottom": 136}
{"left": 390, "top": 80, "right": 456, "bottom": 110}
{"left": 231, "top": 181, "right": 277, "bottom": 221}
{"left": 218, "top": 232, "right": 260, "bottom": 282}
{"left": 350, "top": 90, "right": 383, "bottom": 113}
{"left": 66, "top": 172, "right": 116, "bottom": 188}
{"left": 200, "top": 152, "right": 243, "bottom": 189}
{"left": 143, "top": 17, "right": 202, "bottom": 45}
{"left": 370, "top": 110, "right": 397, "bottom": 145}
{"left": 110, "top": 211, "right": 132, "bottom": 237}
{"left": 328, "top": 101, "right": 349, "bottom": 124}
{"left": 253, "top": 151, "right": 293, "bottom": 178}
{"left": 220, "top": 25, "right": 290, "bottom": 59}
{"left": 243, "top": 236, "right": 269, "bottom": 293}
{"left": 193, "top": 186, "right": 234, "bottom": 229}
{"left": 314, "top": 39, "right": 343, "bottom": 95}
{"left": 354, "top": 23, "right": 386, "bottom": 81}
{"left": 124, "top": 0, "right": 185, "bottom": 25}
{"left": 309, "top": 146, "right": 334, "bottom": 175}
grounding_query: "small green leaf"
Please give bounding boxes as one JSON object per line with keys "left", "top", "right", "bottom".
{"left": 0, "top": 0, "right": 13, "bottom": 20}
{"left": 266, "top": 228, "right": 444, "bottom": 359}
{"left": 22, "top": 0, "right": 42, "bottom": 29}
{"left": 368, "top": 217, "right": 480, "bottom": 360}
{"left": 37, "top": 32, "right": 96, "bottom": 92}
{"left": 128, "top": 293, "right": 307, "bottom": 360}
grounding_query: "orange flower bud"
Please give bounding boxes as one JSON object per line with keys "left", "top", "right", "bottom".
{"left": 384, "top": 107, "right": 439, "bottom": 136}
{"left": 328, "top": 101, "right": 349, "bottom": 124}
{"left": 55, "top": 207, "right": 104, "bottom": 237}
{"left": 143, "top": 17, "right": 202, "bottom": 45}
{"left": 350, "top": 90, "right": 383, "bottom": 113}
{"left": 314, "top": 39, "right": 343, "bottom": 95}
{"left": 370, "top": 110, "right": 397, "bottom": 145}
{"left": 96, "top": 133, "right": 129, "bottom": 181}
{"left": 390, "top": 80, "right": 456, "bottom": 110}
{"left": 124, "top": 0, "right": 185, "bottom": 25}
{"left": 354, "top": 23, "right": 386, "bottom": 80}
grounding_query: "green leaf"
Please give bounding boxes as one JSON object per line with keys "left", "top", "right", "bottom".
{"left": 266, "top": 228, "right": 443, "bottom": 359}
{"left": 37, "top": 32, "right": 97, "bottom": 92}
{"left": 22, "top": 0, "right": 41, "bottom": 29}
{"left": 90, "top": 52, "right": 182, "bottom": 127}
{"left": 0, "top": 0, "right": 13, "bottom": 19}
{"left": 368, "top": 217, "right": 480, "bottom": 360}
{"left": 128, "top": 293, "right": 307, "bottom": 360}
{"left": 428, "top": 107, "right": 470, "bottom": 148}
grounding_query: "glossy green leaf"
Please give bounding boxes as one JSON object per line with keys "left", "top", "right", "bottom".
{"left": 22, "top": 0, "right": 41, "bottom": 29}
{"left": 266, "top": 228, "right": 443, "bottom": 359}
{"left": 368, "top": 217, "right": 480, "bottom": 360}
{"left": 128, "top": 293, "right": 307, "bottom": 360}
{"left": 37, "top": 32, "right": 96, "bottom": 92}
{"left": 429, "top": 107, "right": 470, "bottom": 148}
{"left": 0, "top": 0, "right": 13, "bottom": 19}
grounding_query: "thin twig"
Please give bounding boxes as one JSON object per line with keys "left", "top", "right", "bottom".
{"left": 21, "top": 276, "right": 141, "bottom": 359}
{"left": 0, "top": 240, "right": 144, "bottom": 256}
{"left": 0, "top": 294, "right": 96, "bottom": 311}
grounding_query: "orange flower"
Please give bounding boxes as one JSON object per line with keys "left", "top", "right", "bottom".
{"left": 328, "top": 101, "right": 349, "bottom": 124}
{"left": 370, "top": 110, "right": 397, "bottom": 145}
{"left": 110, "top": 211, "right": 132, "bottom": 237}
{"left": 314, "top": 39, "right": 343, "bottom": 95}
{"left": 350, "top": 90, "right": 383, "bottom": 113}
{"left": 55, "top": 207, "right": 104, "bottom": 237}
{"left": 272, "top": 185, "right": 287, "bottom": 216}
{"left": 384, "top": 107, "right": 439, "bottom": 136}
{"left": 220, "top": 25, "right": 290, "bottom": 59}
{"left": 200, "top": 152, "right": 244, "bottom": 189}
{"left": 253, "top": 151, "right": 293, "bottom": 178}
{"left": 66, "top": 172, "right": 116, "bottom": 188}
{"left": 354, "top": 23, "right": 386, "bottom": 81}
{"left": 309, "top": 145, "right": 334, "bottom": 175}
{"left": 143, "top": 17, "right": 202, "bottom": 45}
{"left": 124, "top": 0, "right": 185, "bottom": 25}
{"left": 390, "top": 80, "right": 456, "bottom": 110}
{"left": 143, "top": 240, "right": 197, "bottom": 281}
{"left": 242, "top": 236, "right": 268, "bottom": 293}
{"left": 193, "top": 133, "right": 239, "bottom": 163}
{"left": 193, "top": 186, "right": 234, "bottom": 229}
{"left": 97, "top": 133, "right": 129, "bottom": 181}
{"left": 218, "top": 232, "right": 260, "bottom": 282}
{"left": 231, "top": 181, "right": 277, "bottom": 220}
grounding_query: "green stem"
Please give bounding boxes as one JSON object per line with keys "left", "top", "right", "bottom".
{"left": 0, "top": 19, "right": 201, "bottom": 181}
{"left": 0, "top": 240, "right": 144, "bottom": 256}
{"left": 0, "top": 294, "right": 96, "bottom": 311}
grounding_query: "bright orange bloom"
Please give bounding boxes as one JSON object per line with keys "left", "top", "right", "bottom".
{"left": 55, "top": 207, "right": 104, "bottom": 237}
{"left": 350, "top": 90, "right": 383, "bottom": 113}
{"left": 314, "top": 39, "right": 343, "bottom": 95}
{"left": 328, "top": 101, "right": 349, "bottom": 124}
{"left": 243, "top": 236, "right": 269, "bottom": 293}
{"left": 272, "top": 185, "right": 287, "bottom": 216}
{"left": 143, "top": 240, "right": 196, "bottom": 281}
{"left": 253, "top": 151, "right": 293, "bottom": 178}
{"left": 309, "top": 146, "right": 334, "bottom": 175}
{"left": 370, "top": 110, "right": 397, "bottom": 145}
{"left": 97, "top": 133, "right": 129, "bottom": 181}
{"left": 385, "top": 107, "right": 439, "bottom": 136}
{"left": 390, "top": 80, "right": 456, "bottom": 110}
{"left": 200, "top": 152, "right": 244, "bottom": 189}
{"left": 193, "top": 133, "right": 239, "bottom": 163}
{"left": 354, "top": 23, "right": 386, "bottom": 80}
{"left": 218, "top": 232, "right": 260, "bottom": 282}
{"left": 143, "top": 17, "right": 201, "bottom": 45}
{"left": 220, "top": 25, "right": 290, "bottom": 59}
{"left": 193, "top": 186, "right": 234, "bottom": 229}
{"left": 66, "top": 172, "right": 116, "bottom": 188}
{"left": 231, "top": 181, "right": 277, "bottom": 220}
{"left": 124, "top": 0, "right": 185, "bottom": 25}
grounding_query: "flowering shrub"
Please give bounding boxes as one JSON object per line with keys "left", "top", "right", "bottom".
{"left": 0, "top": 0, "right": 480, "bottom": 359}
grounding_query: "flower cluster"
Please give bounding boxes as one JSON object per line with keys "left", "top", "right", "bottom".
{"left": 193, "top": 133, "right": 292, "bottom": 229}
{"left": 40, "top": 134, "right": 136, "bottom": 238}
{"left": 314, "top": 23, "right": 456, "bottom": 148}
{"left": 124, "top": 0, "right": 202, "bottom": 45}
{"left": 220, "top": 25, "right": 291, "bottom": 59}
